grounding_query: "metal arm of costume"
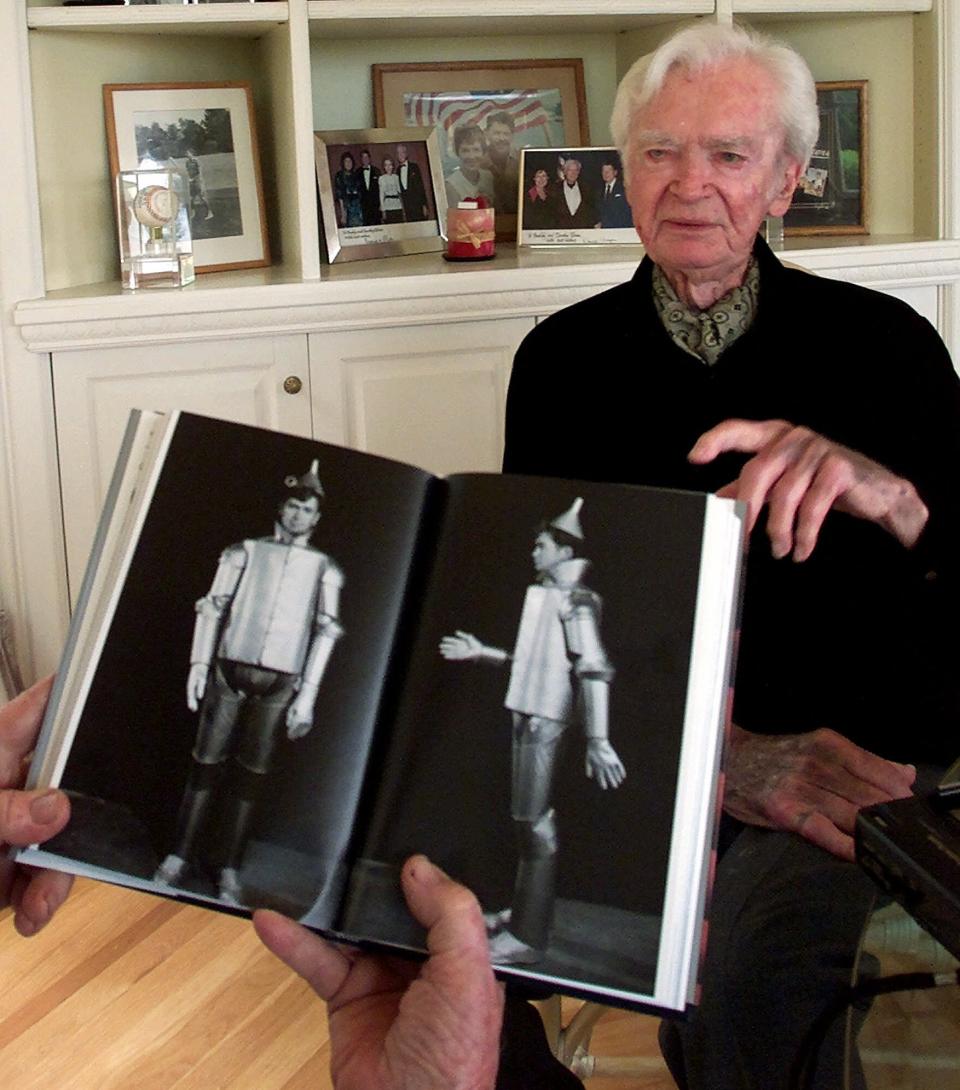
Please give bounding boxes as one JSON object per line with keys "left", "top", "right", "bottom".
{"left": 564, "top": 589, "right": 625, "bottom": 787}
{"left": 287, "top": 563, "right": 345, "bottom": 738}
{"left": 476, "top": 643, "right": 510, "bottom": 666}
{"left": 186, "top": 545, "right": 247, "bottom": 712}
{"left": 564, "top": 587, "right": 614, "bottom": 739}
{"left": 190, "top": 544, "right": 247, "bottom": 668}
{"left": 301, "top": 568, "right": 345, "bottom": 690}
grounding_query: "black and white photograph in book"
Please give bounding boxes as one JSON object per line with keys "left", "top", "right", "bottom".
{"left": 518, "top": 147, "right": 639, "bottom": 246}
{"left": 21, "top": 410, "right": 740, "bottom": 1010}
{"left": 338, "top": 473, "right": 732, "bottom": 1003}
{"left": 36, "top": 414, "right": 432, "bottom": 922}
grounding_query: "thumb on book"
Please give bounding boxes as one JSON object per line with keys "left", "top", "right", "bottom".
{"left": 401, "top": 854, "right": 490, "bottom": 961}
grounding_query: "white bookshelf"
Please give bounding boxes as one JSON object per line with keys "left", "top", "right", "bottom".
{"left": 4, "top": 0, "right": 960, "bottom": 677}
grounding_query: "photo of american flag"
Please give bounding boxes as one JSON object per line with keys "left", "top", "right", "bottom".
{"left": 402, "top": 88, "right": 565, "bottom": 174}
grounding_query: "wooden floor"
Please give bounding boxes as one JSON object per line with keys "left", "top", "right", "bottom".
{"left": 0, "top": 878, "right": 674, "bottom": 1089}
{"left": 5, "top": 879, "right": 954, "bottom": 1089}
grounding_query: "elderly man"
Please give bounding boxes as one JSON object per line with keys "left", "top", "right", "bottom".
{"left": 500, "top": 20, "right": 960, "bottom": 1090}
{"left": 550, "top": 157, "right": 598, "bottom": 228}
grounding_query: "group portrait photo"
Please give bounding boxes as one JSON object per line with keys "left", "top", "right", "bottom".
{"left": 519, "top": 146, "right": 638, "bottom": 245}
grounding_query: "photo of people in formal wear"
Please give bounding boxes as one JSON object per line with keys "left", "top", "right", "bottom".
{"left": 315, "top": 131, "right": 444, "bottom": 262}
{"left": 356, "top": 148, "right": 382, "bottom": 226}
{"left": 378, "top": 156, "right": 405, "bottom": 224}
{"left": 333, "top": 151, "right": 364, "bottom": 228}
{"left": 518, "top": 147, "right": 639, "bottom": 245}
{"left": 324, "top": 140, "right": 436, "bottom": 228}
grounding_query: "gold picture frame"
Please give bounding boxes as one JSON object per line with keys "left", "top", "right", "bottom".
{"left": 784, "top": 80, "right": 868, "bottom": 237}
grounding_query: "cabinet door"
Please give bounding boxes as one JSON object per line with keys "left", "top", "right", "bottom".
{"left": 53, "top": 335, "right": 311, "bottom": 602}
{"left": 308, "top": 317, "right": 534, "bottom": 476}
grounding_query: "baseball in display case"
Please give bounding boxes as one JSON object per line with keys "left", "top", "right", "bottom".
{"left": 116, "top": 168, "right": 195, "bottom": 290}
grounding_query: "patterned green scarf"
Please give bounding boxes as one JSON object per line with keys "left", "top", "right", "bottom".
{"left": 652, "top": 259, "right": 760, "bottom": 366}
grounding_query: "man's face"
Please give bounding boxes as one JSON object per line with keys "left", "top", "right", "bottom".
{"left": 624, "top": 59, "right": 802, "bottom": 284}
{"left": 397, "top": 144, "right": 408, "bottom": 164}
{"left": 531, "top": 531, "right": 571, "bottom": 573}
{"left": 279, "top": 495, "right": 321, "bottom": 537}
{"left": 457, "top": 138, "right": 485, "bottom": 172}
{"left": 486, "top": 122, "right": 513, "bottom": 161}
{"left": 361, "top": 152, "right": 371, "bottom": 167}
{"left": 562, "top": 160, "right": 581, "bottom": 185}
{"left": 601, "top": 163, "right": 617, "bottom": 184}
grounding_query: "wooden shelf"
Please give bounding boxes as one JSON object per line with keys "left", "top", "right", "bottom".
{"left": 306, "top": 1, "right": 710, "bottom": 39}
{"left": 733, "top": 0, "right": 931, "bottom": 15}
{"left": 27, "top": 2, "right": 288, "bottom": 36}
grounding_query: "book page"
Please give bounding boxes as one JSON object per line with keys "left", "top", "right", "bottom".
{"left": 338, "top": 473, "right": 738, "bottom": 1010}
{"left": 23, "top": 412, "right": 434, "bottom": 928}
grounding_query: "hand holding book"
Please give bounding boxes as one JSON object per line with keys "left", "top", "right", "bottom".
{"left": 0, "top": 677, "right": 73, "bottom": 936}
{"left": 254, "top": 855, "right": 504, "bottom": 1090}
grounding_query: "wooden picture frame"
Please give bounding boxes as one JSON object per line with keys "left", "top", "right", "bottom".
{"left": 314, "top": 128, "right": 447, "bottom": 264}
{"left": 103, "top": 81, "right": 270, "bottom": 273}
{"left": 784, "top": 80, "right": 868, "bottom": 237}
{"left": 373, "top": 59, "right": 589, "bottom": 241}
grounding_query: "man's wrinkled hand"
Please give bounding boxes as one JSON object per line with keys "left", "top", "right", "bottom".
{"left": 723, "top": 724, "right": 916, "bottom": 861}
{"left": 0, "top": 677, "right": 74, "bottom": 936}
{"left": 254, "top": 855, "right": 503, "bottom": 1090}
{"left": 688, "top": 419, "right": 928, "bottom": 562}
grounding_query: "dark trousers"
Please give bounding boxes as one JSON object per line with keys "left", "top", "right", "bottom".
{"left": 496, "top": 825, "right": 878, "bottom": 1090}
{"left": 658, "top": 824, "right": 878, "bottom": 1090}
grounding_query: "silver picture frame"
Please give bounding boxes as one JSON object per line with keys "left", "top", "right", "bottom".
{"left": 314, "top": 127, "right": 447, "bottom": 264}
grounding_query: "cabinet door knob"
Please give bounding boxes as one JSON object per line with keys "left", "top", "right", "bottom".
{"left": 283, "top": 376, "right": 303, "bottom": 395}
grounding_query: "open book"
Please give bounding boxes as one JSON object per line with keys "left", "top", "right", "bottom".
{"left": 19, "top": 409, "right": 745, "bottom": 1014}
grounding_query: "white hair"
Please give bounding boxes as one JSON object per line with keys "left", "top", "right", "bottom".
{"left": 609, "top": 22, "right": 818, "bottom": 175}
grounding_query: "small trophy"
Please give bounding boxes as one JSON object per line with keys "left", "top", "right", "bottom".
{"left": 117, "top": 168, "right": 195, "bottom": 289}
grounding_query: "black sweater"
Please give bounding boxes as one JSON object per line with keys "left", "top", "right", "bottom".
{"left": 503, "top": 240, "right": 960, "bottom": 764}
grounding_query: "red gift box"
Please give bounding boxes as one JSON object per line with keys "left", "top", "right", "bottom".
{"left": 446, "top": 197, "right": 495, "bottom": 260}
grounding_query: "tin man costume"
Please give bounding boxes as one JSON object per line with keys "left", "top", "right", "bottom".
{"left": 440, "top": 498, "right": 625, "bottom": 965}
{"left": 155, "top": 460, "right": 343, "bottom": 905}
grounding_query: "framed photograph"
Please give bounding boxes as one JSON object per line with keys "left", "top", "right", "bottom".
{"left": 314, "top": 128, "right": 446, "bottom": 264}
{"left": 103, "top": 82, "right": 270, "bottom": 273}
{"left": 373, "top": 59, "right": 589, "bottom": 240}
{"left": 784, "top": 80, "right": 868, "bottom": 237}
{"left": 517, "top": 147, "right": 638, "bottom": 247}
